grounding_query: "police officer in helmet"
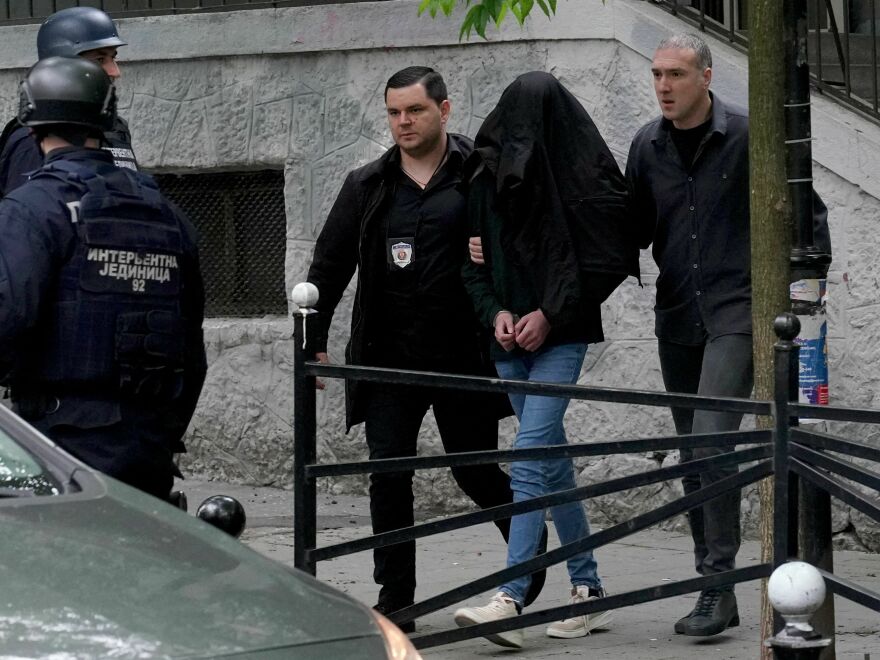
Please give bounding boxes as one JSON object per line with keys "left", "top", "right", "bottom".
{"left": 0, "top": 6, "right": 138, "bottom": 197}
{"left": 0, "top": 57, "right": 207, "bottom": 501}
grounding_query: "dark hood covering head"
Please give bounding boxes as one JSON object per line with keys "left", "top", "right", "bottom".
{"left": 468, "top": 71, "right": 639, "bottom": 322}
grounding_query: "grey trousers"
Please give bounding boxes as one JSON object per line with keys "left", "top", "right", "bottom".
{"left": 658, "top": 334, "right": 754, "bottom": 577}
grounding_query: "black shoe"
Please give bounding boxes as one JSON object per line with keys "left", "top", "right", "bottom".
{"left": 374, "top": 601, "right": 416, "bottom": 634}
{"left": 683, "top": 588, "right": 740, "bottom": 637}
{"left": 523, "top": 524, "right": 549, "bottom": 607}
{"left": 674, "top": 606, "right": 695, "bottom": 634}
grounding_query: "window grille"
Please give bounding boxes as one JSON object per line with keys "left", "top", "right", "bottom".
{"left": 154, "top": 170, "right": 287, "bottom": 317}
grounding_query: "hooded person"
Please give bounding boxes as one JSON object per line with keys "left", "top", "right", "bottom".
{"left": 454, "top": 71, "right": 640, "bottom": 649}
{"left": 467, "top": 70, "right": 639, "bottom": 327}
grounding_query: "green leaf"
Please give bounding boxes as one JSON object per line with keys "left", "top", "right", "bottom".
{"left": 493, "top": 3, "right": 509, "bottom": 26}
{"left": 483, "top": 0, "right": 502, "bottom": 21}
{"left": 509, "top": 0, "right": 525, "bottom": 25}
{"left": 476, "top": 4, "right": 490, "bottom": 37}
{"left": 447, "top": 0, "right": 570, "bottom": 38}
{"left": 459, "top": 4, "right": 484, "bottom": 40}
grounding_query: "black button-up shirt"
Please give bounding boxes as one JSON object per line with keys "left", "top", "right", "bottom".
{"left": 374, "top": 141, "right": 478, "bottom": 369}
{"left": 626, "top": 94, "right": 830, "bottom": 345}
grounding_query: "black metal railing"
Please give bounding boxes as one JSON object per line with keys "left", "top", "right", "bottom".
{"left": 0, "top": 0, "right": 375, "bottom": 24}
{"left": 655, "top": 0, "right": 880, "bottom": 123}
{"left": 291, "top": 306, "right": 880, "bottom": 650}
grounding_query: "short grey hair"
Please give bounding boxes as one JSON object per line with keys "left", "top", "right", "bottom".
{"left": 657, "top": 33, "right": 712, "bottom": 70}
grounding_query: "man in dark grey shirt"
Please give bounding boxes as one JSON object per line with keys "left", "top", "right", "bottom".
{"left": 626, "top": 33, "right": 830, "bottom": 638}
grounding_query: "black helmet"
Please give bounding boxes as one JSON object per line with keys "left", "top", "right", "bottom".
{"left": 19, "top": 57, "right": 116, "bottom": 133}
{"left": 37, "top": 7, "right": 126, "bottom": 60}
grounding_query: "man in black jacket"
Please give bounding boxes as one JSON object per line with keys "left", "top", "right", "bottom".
{"left": 305, "top": 66, "right": 544, "bottom": 627}
{"left": 626, "top": 34, "right": 831, "bottom": 637}
{"left": 0, "top": 7, "right": 138, "bottom": 197}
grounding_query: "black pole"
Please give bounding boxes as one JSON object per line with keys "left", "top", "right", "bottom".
{"left": 293, "top": 310, "right": 318, "bottom": 576}
{"left": 799, "top": 483, "right": 835, "bottom": 654}
{"left": 783, "top": 4, "right": 836, "bottom": 654}
{"left": 784, "top": 0, "right": 832, "bottom": 277}
{"left": 773, "top": 313, "right": 801, "bottom": 634}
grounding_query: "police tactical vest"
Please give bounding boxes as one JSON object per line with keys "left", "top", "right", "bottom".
{"left": 103, "top": 116, "right": 139, "bottom": 172}
{"left": 0, "top": 116, "right": 138, "bottom": 198}
{"left": 26, "top": 159, "right": 187, "bottom": 400}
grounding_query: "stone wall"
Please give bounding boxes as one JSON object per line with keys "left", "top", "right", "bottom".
{"left": 0, "top": 0, "right": 878, "bottom": 549}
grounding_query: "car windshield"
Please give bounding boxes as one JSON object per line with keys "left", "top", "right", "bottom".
{"left": 0, "top": 427, "right": 62, "bottom": 496}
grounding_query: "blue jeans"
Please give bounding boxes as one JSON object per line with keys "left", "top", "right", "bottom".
{"left": 494, "top": 342, "right": 600, "bottom": 605}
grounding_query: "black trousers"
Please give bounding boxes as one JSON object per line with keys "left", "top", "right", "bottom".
{"left": 363, "top": 382, "right": 512, "bottom": 607}
{"left": 658, "top": 335, "right": 753, "bottom": 577}
{"left": 22, "top": 397, "right": 179, "bottom": 501}
{"left": 48, "top": 424, "right": 176, "bottom": 500}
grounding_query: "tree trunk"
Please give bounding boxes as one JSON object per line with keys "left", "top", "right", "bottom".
{"left": 749, "top": 1, "right": 792, "bottom": 658}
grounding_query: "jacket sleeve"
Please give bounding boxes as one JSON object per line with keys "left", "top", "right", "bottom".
{"left": 305, "top": 172, "right": 363, "bottom": 355}
{"left": 625, "top": 135, "right": 657, "bottom": 250}
{"left": 0, "top": 129, "right": 44, "bottom": 199}
{"left": 0, "top": 197, "right": 65, "bottom": 373}
{"left": 461, "top": 190, "right": 502, "bottom": 331}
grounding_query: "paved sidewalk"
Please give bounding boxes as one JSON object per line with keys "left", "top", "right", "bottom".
{"left": 182, "top": 480, "right": 879, "bottom": 659}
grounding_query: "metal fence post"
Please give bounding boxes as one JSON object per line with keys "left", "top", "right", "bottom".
{"left": 765, "top": 561, "right": 832, "bottom": 659}
{"left": 292, "top": 284, "right": 319, "bottom": 576}
{"left": 775, "top": 312, "right": 802, "bottom": 637}
{"left": 773, "top": 313, "right": 802, "bottom": 578}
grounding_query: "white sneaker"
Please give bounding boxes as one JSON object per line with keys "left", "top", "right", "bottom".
{"left": 546, "top": 585, "right": 613, "bottom": 638}
{"left": 454, "top": 591, "right": 524, "bottom": 649}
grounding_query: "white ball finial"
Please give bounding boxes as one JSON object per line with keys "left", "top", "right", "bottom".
{"left": 767, "top": 561, "right": 826, "bottom": 631}
{"left": 292, "top": 282, "right": 319, "bottom": 309}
